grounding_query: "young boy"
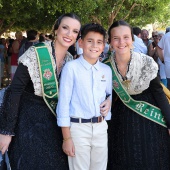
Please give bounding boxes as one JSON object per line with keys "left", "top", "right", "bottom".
{"left": 57, "top": 23, "right": 112, "bottom": 170}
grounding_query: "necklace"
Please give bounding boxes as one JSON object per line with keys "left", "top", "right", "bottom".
{"left": 121, "top": 79, "right": 131, "bottom": 90}
{"left": 51, "top": 41, "right": 65, "bottom": 80}
{"left": 55, "top": 56, "right": 64, "bottom": 74}
{"left": 113, "top": 51, "right": 132, "bottom": 90}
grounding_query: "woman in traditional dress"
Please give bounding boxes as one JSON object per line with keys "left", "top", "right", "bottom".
{"left": 105, "top": 20, "right": 170, "bottom": 170}
{"left": 0, "top": 13, "right": 81, "bottom": 170}
{"left": 0, "top": 13, "right": 111, "bottom": 170}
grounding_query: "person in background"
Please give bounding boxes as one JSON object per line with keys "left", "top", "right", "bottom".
{"left": 157, "top": 26, "right": 170, "bottom": 90}
{"left": 0, "top": 38, "right": 5, "bottom": 88}
{"left": 132, "top": 27, "right": 147, "bottom": 54}
{"left": 148, "top": 31, "right": 159, "bottom": 63}
{"left": 103, "top": 34, "right": 110, "bottom": 55}
{"left": 10, "top": 31, "right": 23, "bottom": 80}
{"left": 141, "top": 29, "right": 152, "bottom": 48}
{"left": 19, "top": 36, "right": 27, "bottom": 50}
{"left": 48, "top": 34, "right": 54, "bottom": 41}
{"left": 7, "top": 38, "right": 14, "bottom": 76}
{"left": 99, "top": 33, "right": 110, "bottom": 61}
{"left": 75, "top": 35, "right": 83, "bottom": 59}
{"left": 157, "top": 32, "right": 167, "bottom": 87}
{"left": 105, "top": 20, "right": 170, "bottom": 170}
{"left": 39, "top": 33, "right": 46, "bottom": 42}
{"left": 1, "top": 38, "right": 8, "bottom": 77}
{"left": 18, "top": 30, "right": 39, "bottom": 58}
{"left": 68, "top": 43, "right": 77, "bottom": 58}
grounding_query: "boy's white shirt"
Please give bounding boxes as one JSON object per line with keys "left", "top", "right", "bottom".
{"left": 57, "top": 55, "right": 112, "bottom": 127}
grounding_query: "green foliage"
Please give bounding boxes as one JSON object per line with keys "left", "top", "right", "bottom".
{"left": 91, "top": 0, "right": 170, "bottom": 29}
{"left": 0, "top": 0, "right": 170, "bottom": 35}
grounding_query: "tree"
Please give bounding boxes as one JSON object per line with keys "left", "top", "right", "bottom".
{"left": 87, "top": 0, "right": 170, "bottom": 29}
{"left": 0, "top": 0, "right": 170, "bottom": 35}
{"left": 0, "top": 0, "right": 100, "bottom": 35}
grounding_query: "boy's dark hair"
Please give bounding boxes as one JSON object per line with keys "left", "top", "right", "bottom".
{"left": 133, "top": 27, "right": 141, "bottom": 36}
{"left": 81, "top": 23, "right": 106, "bottom": 40}
{"left": 26, "top": 30, "right": 38, "bottom": 41}
{"left": 108, "top": 20, "right": 134, "bottom": 43}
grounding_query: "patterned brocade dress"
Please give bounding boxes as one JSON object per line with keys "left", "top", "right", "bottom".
{"left": 107, "top": 51, "right": 170, "bottom": 170}
{"left": 0, "top": 42, "right": 73, "bottom": 170}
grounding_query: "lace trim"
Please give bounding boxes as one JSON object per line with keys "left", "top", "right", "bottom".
{"left": 18, "top": 42, "right": 73, "bottom": 96}
{"left": 111, "top": 51, "right": 158, "bottom": 95}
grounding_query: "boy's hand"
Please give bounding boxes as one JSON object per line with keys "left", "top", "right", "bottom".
{"left": 168, "top": 129, "right": 170, "bottom": 135}
{"left": 62, "top": 139, "right": 75, "bottom": 157}
{"left": 0, "top": 134, "right": 12, "bottom": 155}
{"left": 100, "top": 98, "right": 111, "bottom": 117}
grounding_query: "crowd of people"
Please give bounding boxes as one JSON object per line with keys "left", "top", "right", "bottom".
{"left": 132, "top": 26, "right": 170, "bottom": 88}
{"left": 0, "top": 31, "right": 54, "bottom": 88}
{"left": 0, "top": 13, "right": 170, "bottom": 170}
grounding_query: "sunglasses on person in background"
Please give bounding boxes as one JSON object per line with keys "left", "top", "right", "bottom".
{"left": 152, "top": 35, "right": 158, "bottom": 38}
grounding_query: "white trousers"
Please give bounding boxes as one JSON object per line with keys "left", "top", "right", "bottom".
{"left": 68, "top": 120, "right": 108, "bottom": 170}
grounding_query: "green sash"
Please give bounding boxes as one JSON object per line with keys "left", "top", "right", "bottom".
{"left": 104, "top": 57, "right": 167, "bottom": 128}
{"left": 34, "top": 43, "right": 58, "bottom": 116}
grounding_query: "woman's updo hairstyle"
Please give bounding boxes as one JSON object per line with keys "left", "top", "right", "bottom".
{"left": 108, "top": 20, "right": 134, "bottom": 43}
{"left": 52, "top": 13, "right": 81, "bottom": 37}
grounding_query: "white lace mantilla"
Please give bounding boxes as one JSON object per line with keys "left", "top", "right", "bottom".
{"left": 18, "top": 41, "right": 73, "bottom": 96}
{"left": 111, "top": 51, "right": 158, "bottom": 95}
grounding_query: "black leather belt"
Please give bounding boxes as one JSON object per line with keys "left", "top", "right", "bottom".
{"left": 71, "top": 116, "right": 104, "bottom": 123}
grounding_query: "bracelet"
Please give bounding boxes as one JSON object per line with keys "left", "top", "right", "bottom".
{"left": 63, "top": 137, "right": 72, "bottom": 142}
{"left": 106, "top": 94, "right": 111, "bottom": 99}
